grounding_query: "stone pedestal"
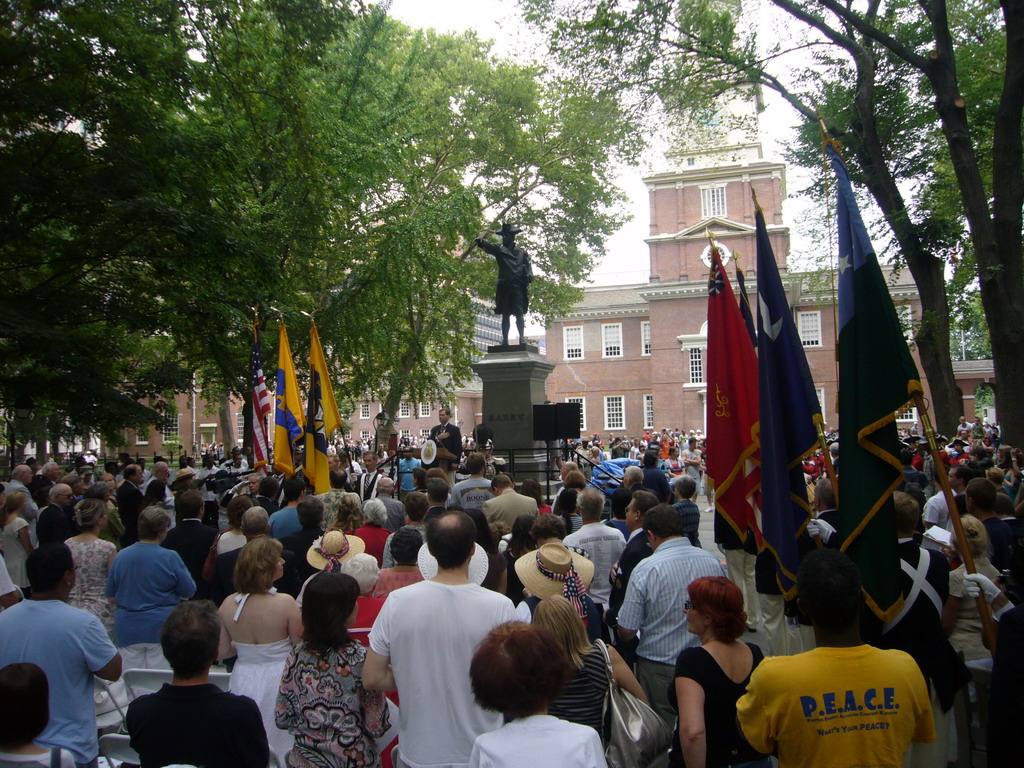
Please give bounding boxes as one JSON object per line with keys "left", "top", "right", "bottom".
{"left": 472, "top": 345, "right": 554, "bottom": 484}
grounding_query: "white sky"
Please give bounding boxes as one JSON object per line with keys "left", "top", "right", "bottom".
{"left": 388, "top": 0, "right": 816, "bottom": 291}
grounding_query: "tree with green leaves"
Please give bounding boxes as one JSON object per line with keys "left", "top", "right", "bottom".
{"left": 523, "top": 0, "right": 1024, "bottom": 443}
{"left": 2, "top": 0, "right": 640, "bottom": 456}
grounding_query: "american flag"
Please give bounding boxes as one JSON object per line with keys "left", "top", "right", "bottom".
{"left": 251, "top": 329, "right": 271, "bottom": 471}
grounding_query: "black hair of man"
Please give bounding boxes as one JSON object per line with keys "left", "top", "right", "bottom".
{"left": 642, "top": 451, "right": 659, "bottom": 468}
{"left": 426, "top": 510, "right": 477, "bottom": 570}
{"left": 161, "top": 600, "right": 221, "bottom": 679}
{"left": 390, "top": 527, "right": 424, "bottom": 565}
{"left": 404, "top": 491, "right": 429, "bottom": 523}
{"left": 25, "top": 543, "right": 74, "bottom": 594}
{"left": 426, "top": 478, "right": 450, "bottom": 505}
{"left": 899, "top": 448, "right": 915, "bottom": 467}
{"left": 296, "top": 496, "right": 325, "bottom": 529}
{"left": 610, "top": 487, "right": 633, "bottom": 520}
{"left": 797, "top": 549, "right": 862, "bottom": 634}
{"left": 174, "top": 490, "right": 204, "bottom": 520}
{"left": 281, "top": 475, "right": 306, "bottom": 503}
{"left": 258, "top": 476, "right": 280, "bottom": 499}
{"left": 966, "top": 476, "right": 996, "bottom": 512}
{"left": 643, "top": 504, "right": 685, "bottom": 539}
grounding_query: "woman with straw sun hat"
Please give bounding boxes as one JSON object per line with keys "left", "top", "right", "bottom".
{"left": 297, "top": 530, "right": 366, "bottom": 604}
{"left": 513, "top": 542, "right": 604, "bottom": 641}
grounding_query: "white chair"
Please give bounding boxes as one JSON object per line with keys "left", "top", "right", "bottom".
{"left": 94, "top": 677, "right": 130, "bottom": 734}
{"left": 122, "top": 667, "right": 174, "bottom": 700}
{"left": 98, "top": 733, "right": 140, "bottom": 764}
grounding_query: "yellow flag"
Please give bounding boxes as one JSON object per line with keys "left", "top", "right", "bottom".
{"left": 304, "top": 323, "right": 342, "bottom": 493}
{"left": 273, "top": 322, "right": 304, "bottom": 476}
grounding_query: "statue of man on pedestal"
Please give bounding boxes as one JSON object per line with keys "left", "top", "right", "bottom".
{"left": 476, "top": 223, "right": 533, "bottom": 346}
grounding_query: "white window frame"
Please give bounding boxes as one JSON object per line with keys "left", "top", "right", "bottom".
{"left": 419, "top": 428, "right": 430, "bottom": 440}
{"left": 644, "top": 394, "right": 654, "bottom": 430}
{"left": 399, "top": 402, "right": 411, "bottom": 419}
{"left": 235, "top": 411, "right": 244, "bottom": 442}
{"left": 135, "top": 429, "right": 149, "bottom": 446}
{"left": 162, "top": 414, "right": 180, "bottom": 443}
{"left": 815, "top": 387, "right": 826, "bottom": 415}
{"left": 359, "top": 403, "right": 371, "bottom": 419}
{"left": 689, "top": 347, "right": 704, "bottom": 384}
{"left": 701, "top": 186, "right": 727, "bottom": 219}
{"left": 604, "top": 395, "right": 625, "bottom": 431}
{"left": 641, "top": 321, "right": 651, "bottom": 357}
{"left": 602, "top": 323, "right": 623, "bottom": 358}
{"left": 895, "top": 405, "right": 919, "bottom": 423}
{"left": 418, "top": 403, "right": 432, "bottom": 418}
{"left": 797, "top": 310, "right": 822, "bottom": 348}
{"left": 360, "top": 429, "right": 371, "bottom": 441}
{"left": 400, "top": 429, "right": 411, "bottom": 441}
{"left": 567, "top": 396, "right": 586, "bottom": 433}
{"left": 563, "top": 325, "right": 584, "bottom": 360}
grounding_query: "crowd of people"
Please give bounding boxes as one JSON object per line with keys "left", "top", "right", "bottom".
{"left": 0, "top": 409, "right": 1020, "bottom": 768}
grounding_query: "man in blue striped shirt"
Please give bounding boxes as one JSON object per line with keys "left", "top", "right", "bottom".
{"left": 617, "top": 504, "right": 726, "bottom": 726}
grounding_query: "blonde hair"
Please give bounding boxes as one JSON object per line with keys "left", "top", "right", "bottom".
{"left": 234, "top": 537, "right": 282, "bottom": 594}
{"left": 330, "top": 493, "right": 363, "bottom": 532}
{"left": 533, "top": 595, "right": 592, "bottom": 669}
{"left": 957, "top": 515, "right": 991, "bottom": 560}
{"left": 75, "top": 498, "right": 106, "bottom": 530}
{"left": 4, "top": 491, "right": 27, "bottom": 516}
{"left": 986, "top": 467, "right": 1005, "bottom": 487}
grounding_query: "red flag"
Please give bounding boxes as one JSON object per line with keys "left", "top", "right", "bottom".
{"left": 705, "top": 244, "right": 761, "bottom": 542}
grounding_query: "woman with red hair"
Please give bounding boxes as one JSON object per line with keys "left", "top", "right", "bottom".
{"left": 670, "top": 576, "right": 770, "bottom": 768}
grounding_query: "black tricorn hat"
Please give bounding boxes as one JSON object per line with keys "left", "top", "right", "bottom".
{"left": 498, "top": 222, "right": 522, "bottom": 236}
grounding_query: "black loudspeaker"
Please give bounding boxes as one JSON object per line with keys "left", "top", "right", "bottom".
{"left": 532, "top": 403, "right": 582, "bottom": 441}
{"left": 533, "top": 404, "right": 559, "bottom": 441}
{"left": 556, "top": 402, "right": 582, "bottom": 439}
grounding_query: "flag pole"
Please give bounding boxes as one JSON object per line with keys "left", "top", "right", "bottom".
{"left": 913, "top": 391, "right": 998, "bottom": 654}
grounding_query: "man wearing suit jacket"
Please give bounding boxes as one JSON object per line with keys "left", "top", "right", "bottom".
{"left": 604, "top": 489, "right": 658, "bottom": 665}
{"left": 483, "top": 474, "right": 537, "bottom": 528}
{"left": 865, "top": 491, "right": 969, "bottom": 768}
{"left": 428, "top": 408, "right": 462, "bottom": 479}
{"left": 36, "top": 484, "right": 78, "bottom": 545}
{"left": 117, "top": 464, "right": 145, "bottom": 548}
{"left": 209, "top": 507, "right": 300, "bottom": 605}
{"left": 162, "top": 490, "right": 217, "bottom": 600}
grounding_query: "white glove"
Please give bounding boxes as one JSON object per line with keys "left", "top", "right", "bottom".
{"left": 963, "top": 573, "right": 1002, "bottom": 603}
{"left": 807, "top": 518, "right": 836, "bottom": 543}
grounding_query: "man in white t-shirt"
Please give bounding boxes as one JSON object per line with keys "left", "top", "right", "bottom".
{"left": 365, "top": 511, "right": 516, "bottom": 768}
{"left": 563, "top": 487, "right": 624, "bottom": 611}
{"left": 923, "top": 463, "right": 970, "bottom": 531}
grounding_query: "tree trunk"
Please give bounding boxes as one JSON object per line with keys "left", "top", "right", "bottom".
{"left": 848, "top": 49, "right": 962, "bottom": 434}
{"left": 218, "top": 395, "right": 234, "bottom": 448}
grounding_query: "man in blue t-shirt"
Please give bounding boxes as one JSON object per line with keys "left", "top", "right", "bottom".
{"left": 398, "top": 447, "right": 421, "bottom": 495}
{"left": 0, "top": 543, "right": 121, "bottom": 766}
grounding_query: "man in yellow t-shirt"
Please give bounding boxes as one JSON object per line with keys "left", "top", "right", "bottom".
{"left": 737, "top": 549, "right": 934, "bottom": 768}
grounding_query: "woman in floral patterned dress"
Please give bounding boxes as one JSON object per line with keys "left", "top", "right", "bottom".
{"left": 276, "top": 571, "right": 389, "bottom": 768}
{"left": 65, "top": 498, "right": 116, "bottom": 638}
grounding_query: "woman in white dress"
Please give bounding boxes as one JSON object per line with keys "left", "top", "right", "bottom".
{"left": 219, "top": 537, "right": 302, "bottom": 767}
{"left": 2, "top": 491, "right": 34, "bottom": 595}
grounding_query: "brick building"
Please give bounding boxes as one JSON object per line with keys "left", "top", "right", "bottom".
{"left": 544, "top": 142, "right": 928, "bottom": 437}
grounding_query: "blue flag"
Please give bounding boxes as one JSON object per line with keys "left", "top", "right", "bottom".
{"left": 755, "top": 206, "right": 821, "bottom": 598}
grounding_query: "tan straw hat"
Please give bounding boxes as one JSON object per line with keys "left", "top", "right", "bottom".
{"left": 307, "top": 531, "right": 365, "bottom": 572}
{"left": 515, "top": 542, "right": 595, "bottom": 600}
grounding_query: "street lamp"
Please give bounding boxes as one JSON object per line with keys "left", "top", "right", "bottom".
{"left": 374, "top": 410, "right": 390, "bottom": 449}
{"left": 14, "top": 395, "right": 34, "bottom": 420}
